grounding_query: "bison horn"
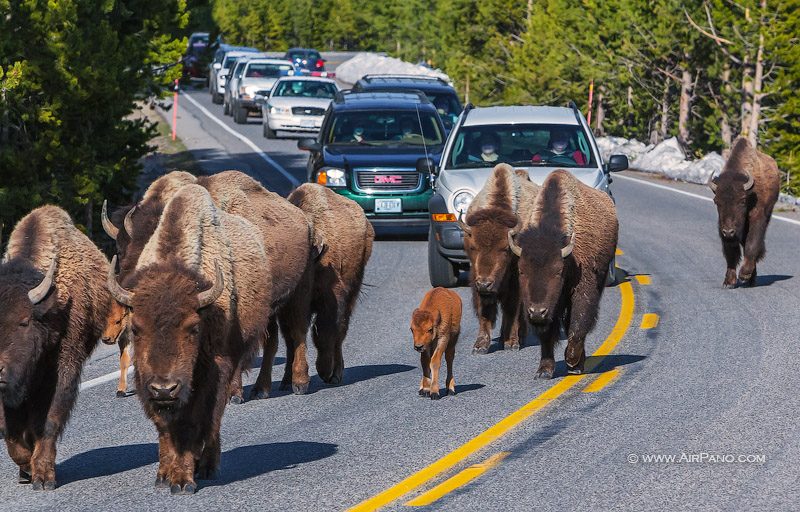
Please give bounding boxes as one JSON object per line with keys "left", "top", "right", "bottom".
{"left": 101, "top": 200, "right": 119, "bottom": 240}
{"left": 561, "top": 233, "right": 575, "bottom": 259}
{"left": 197, "top": 260, "right": 225, "bottom": 309}
{"left": 743, "top": 172, "right": 754, "bottom": 191}
{"left": 123, "top": 207, "right": 135, "bottom": 236}
{"left": 457, "top": 211, "right": 472, "bottom": 235}
{"left": 28, "top": 258, "right": 56, "bottom": 305}
{"left": 707, "top": 174, "right": 718, "bottom": 193}
{"left": 507, "top": 230, "right": 522, "bottom": 257}
{"left": 107, "top": 255, "right": 134, "bottom": 307}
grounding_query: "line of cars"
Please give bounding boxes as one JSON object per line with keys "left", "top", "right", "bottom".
{"left": 203, "top": 46, "right": 630, "bottom": 288}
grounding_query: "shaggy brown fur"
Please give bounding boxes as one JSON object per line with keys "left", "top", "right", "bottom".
{"left": 461, "top": 164, "right": 540, "bottom": 353}
{"left": 287, "top": 184, "right": 374, "bottom": 386}
{"left": 198, "top": 171, "right": 317, "bottom": 397}
{"left": 514, "top": 170, "right": 617, "bottom": 378}
{"left": 410, "top": 288, "right": 462, "bottom": 399}
{"left": 709, "top": 137, "right": 781, "bottom": 288}
{"left": 110, "top": 185, "right": 271, "bottom": 494}
{"left": 0, "top": 206, "right": 110, "bottom": 490}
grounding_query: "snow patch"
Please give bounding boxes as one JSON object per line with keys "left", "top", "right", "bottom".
{"left": 335, "top": 52, "right": 452, "bottom": 86}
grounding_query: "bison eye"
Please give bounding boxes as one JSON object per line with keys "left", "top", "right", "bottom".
{"left": 19, "top": 317, "right": 30, "bottom": 327}
{"left": 427, "top": 328, "right": 433, "bottom": 333}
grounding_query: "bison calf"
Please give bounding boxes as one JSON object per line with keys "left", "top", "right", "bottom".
{"left": 708, "top": 137, "right": 781, "bottom": 288}
{"left": 100, "top": 298, "right": 133, "bottom": 397}
{"left": 410, "top": 288, "right": 462, "bottom": 400}
{"left": 0, "top": 206, "right": 111, "bottom": 490}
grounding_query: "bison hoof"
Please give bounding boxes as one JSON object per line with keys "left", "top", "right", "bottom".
{"left": 292, "top": 383, "right": 309, "bottom": 395}
{"left": 535, "top": 369, "right": 553, "bottom": 380}
{"left": 278, "top": 380, "right": 291, "bottom": 391}
{"left": 18, "top": 469, "right": 31, "bottom": 484}
{"left": 504, "top": 342, "right": 520, "bottom": 351}
{"left": 447, "top": 388, "right": 456, "bottom": 396}
{"left": 116, "top": 390, "right": 127, "bottom": 398}
{"left": 430, "top": 391, "right": 440, "bottom": 400}
{"left": 170, "top": 482, "right": 197, "bottom": 495}
{"left": 31, "top": 479, "right": 55, "bottom": 491}
{"left": 327, "top": 375, "right": 342, "bottom": 386}
{"left": 155, "top": 476, "right": 169, "bottom": 489}
{"left": 229, "top": 395, "right": 244, "bottom": 405}
{"left": 249, "top": 388, "right": 270, "bottom": 400}
{"left": 472, "top": 346, "right": 488, "bottom": 355}
{"left": 418, "top": 389, "right": 429, "bottom": 397}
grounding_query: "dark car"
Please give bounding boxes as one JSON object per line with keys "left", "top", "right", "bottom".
{"left": 297, "top": 91, "right": 445, "bottom": 230}
{"left": 351, "top": 75, "right": 462, "bottom": 131}
{"left": 183, "top": 32, "right": 210, "bottom": 80}
{"left": 284, "top": 48, "right": 327, "bottom": 75}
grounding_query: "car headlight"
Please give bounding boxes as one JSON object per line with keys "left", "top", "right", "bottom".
{"left": 241, "top": 85, "right": 259, "bottom": 98}
{"left": 317, "top": 168, "right": 346, "bottom": 187}
{"left": 269, "top": 105, "right": 291, "bottom": 115}
{"left": 453, "top": 191, "right": 474, "bottom": 213}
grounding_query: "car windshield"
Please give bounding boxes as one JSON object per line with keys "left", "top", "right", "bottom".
{"left": 223, "top": 56, "right": 239, "bottom": 70}
{"left": 446, "top": 123, "right": 597, "bottom": 169}
{"left": 273, "top": 80, "right": 337, "bottom": 98}
{"left": 246, "top": 63, "right": 293, "bottom": 78}
{"left": 327, "top": 110, "right": 443, "bottom": 147}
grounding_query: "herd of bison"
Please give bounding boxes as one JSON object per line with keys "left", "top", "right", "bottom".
{"left": 0, "top": 137, "right": 780, "bottom": 494}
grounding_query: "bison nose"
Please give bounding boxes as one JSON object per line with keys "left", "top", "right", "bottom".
{"left": 528, "top": 307, "right": 548, "bottom": 322}
{"left": 101, "top": 336, "right": 113, "bottom": 345}
{"left": 149, "top": 381, "right": 181, "bottom": 400}
{"left": 721, "top": 228, "right": 736, "bottom": 238}
{"left": 476, "top": 279, "right": 494, "bottom": 293}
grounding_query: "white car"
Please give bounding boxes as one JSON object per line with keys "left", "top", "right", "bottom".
{"left": 211, "top": 50, "right": 260, "bottom": 105}
{"left": 427, "top": 103, "right": 629, "bottom": 287}
{"left": 258, "top": 77, "right": 339, "bottom": 139}
{"left": 231, "top": 58, "right": 295, "bottom": 124}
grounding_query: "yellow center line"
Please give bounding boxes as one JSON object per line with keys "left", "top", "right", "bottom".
{"left": 634, "top": 275, "right": 651, "bottom": 285}
{"left": 405, "top": 452, "right": 510, "bottom": 507}
{"left": 583, "top": 368, "right": 621, "bottom": 393}
{"left": 615, "top": 248, "right": 624, "bottom": 256}
{"left": 640, "top": 313, "right": 659, "bottom": 329}
{"left": 347, "top": 281, "right": 636, "bottom": 512}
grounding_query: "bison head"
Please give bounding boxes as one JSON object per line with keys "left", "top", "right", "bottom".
{"left": 410, "top": 308, "right": 439, "bottom": 352}
{"left": 709, "top": 171, "right": 755, "bottom": 241}
{"left": 0, "top": 259, "right": 58, "bottom": 407}
{"left": 108, "top": 256, "right": 224, "bottom": 411}
{"left": 101, "top": 298, "right": 130, "bottom": 346}
{"left": 511, "top": 226, "right": 574, "bottom": 327}
{"left": 460, "top": 209, "right": 520, "bottom": 296}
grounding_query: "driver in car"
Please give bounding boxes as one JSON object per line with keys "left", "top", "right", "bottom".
{"left": 468, "top": 133, "right": 501, "bottom": 163}
{"left": 394, "top": 118, "right": 419, "bottom": 141}
{"left": 531, "top": 130, "right": 587, "bottom": 165}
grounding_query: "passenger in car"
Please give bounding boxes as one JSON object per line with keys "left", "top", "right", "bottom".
{"left": 531, "top": 130, "right": 587, "bottom": 165}
{"left": 468, "top": 133, "right": 501, "bottom": 163}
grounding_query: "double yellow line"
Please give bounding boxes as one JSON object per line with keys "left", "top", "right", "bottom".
{"left": 348, "top": 281, "right": 636, "bottom": 511}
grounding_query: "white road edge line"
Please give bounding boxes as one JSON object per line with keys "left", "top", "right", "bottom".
{"left": 181, "top": 92, "right": 301, "bottom": 188}
{"left": 615, "top": 173, "right": 800, "bottom": 227}
{"left": 79, "top": 367, "right": 134, "bottom": 392}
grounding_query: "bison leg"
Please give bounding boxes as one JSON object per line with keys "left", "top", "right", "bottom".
{"left": 499, "top": 289, "right": 523, "bottom": 351}
{"left": 278, "top": 312, "right": 310, "bottom": 395}
{"left": 419, "top": 349, "right": 431, "bottom": 397}
{"left": 117, "top": 342, "right": 132, "bottom": 398}
{"left": 251, "top": 318, "right": 279, "bottom": 400}
{"left": 721, "top": 238, "right": 741, "bottom": 288}
{"left": 4, "top": 430, "right": 32, "bottom": 483}
{"left": 429, "top": 341, "right": 447, "bottom": 400}
{"left": 740, "top": 213, "right": 769, "bottom": 286}
{"left": 472, "top": 292, "right": 497, "bottom": 354}
{"left": 228, "top": 370, "right": 244, "bottom": 404}
{"left": 535, "top": 323, "right": 558, "bottom": 379}
{"left": 167, "top": 449, "right": 197, "bottom": 495}
{"left": 565, "top": 282, "right": 603, "bottom": 374}
{"left": 445, "top": 339, "right": 457, "bottom": 396}
{"left": 155, "top": 430, "right": 176, "bottom": 489}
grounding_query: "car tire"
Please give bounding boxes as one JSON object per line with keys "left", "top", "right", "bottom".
{"left": 428, "top": 226, "right": 459, "bottom": 288}
{"left": 223, "top": 98, "right": 230, "bottom": 115}
{"left": 233, "top": 104, "right": 248, "bottom": 124}
{"left": 263, "top": 119, "right": 276, "bottom": 139}
{"left": 212, "top": 91, "right": 222, "bottom": 104}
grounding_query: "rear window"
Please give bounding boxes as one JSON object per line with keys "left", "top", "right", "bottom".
{"left": 446, "top": 123, "right": 596, "bottom": 169}
{"left": 246, "top": 63, "right": 293, "bottom": 78}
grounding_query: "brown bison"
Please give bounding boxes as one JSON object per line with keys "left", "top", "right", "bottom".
{"left": 459, "top": 164, "right": 540, "bottom": 353}
{"left": 0, "top": 206, "right": 111, "bottom": 490}
{"left": 708, "top": 138, "right": 781, "bottom": 288}
{"left": 107, "top": 185, "right": 271, "bottom": 494}
{"left": 410, "top": 287, "right": 462, "bottom": 399}
{"left": 509, "top": 170, "right": 618, "bottom": 379}
{"left": 288, "top": 184, "right": 374, "bottom": 386}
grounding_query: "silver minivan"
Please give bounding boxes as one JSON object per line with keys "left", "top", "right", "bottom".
{"left": 428, "top": 103, "right": 628, "bottom": 287}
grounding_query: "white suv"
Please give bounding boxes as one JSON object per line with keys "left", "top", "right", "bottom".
{"left": 427, "top": 103, "right": 628, "bottom": 287}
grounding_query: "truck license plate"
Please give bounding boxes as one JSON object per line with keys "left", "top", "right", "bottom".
{"left": 375, "top": 198, "right": 402, "bottom": 213}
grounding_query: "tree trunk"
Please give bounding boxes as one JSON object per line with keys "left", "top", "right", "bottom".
{"left": 659, "top": 80, "right": 670, "bottom": 142}
{"left": 740, "top": 53, "right": 752, "bottom": 139}
{"left": 720, "top": 62, "right": 732, "bottom": 149}
{"left": 747, "top": 2, "right": 766, "bottom": 147}
{"left": 678, "top": 69, "right": 693, "bottom": 143}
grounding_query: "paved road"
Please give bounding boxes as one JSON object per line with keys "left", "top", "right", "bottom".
{"left": 2, "top": 78, "right": 799, "bottom": 511}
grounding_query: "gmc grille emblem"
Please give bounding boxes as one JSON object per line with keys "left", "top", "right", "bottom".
{"left": 374, "top": 175, "right": 403, "bottom": 184}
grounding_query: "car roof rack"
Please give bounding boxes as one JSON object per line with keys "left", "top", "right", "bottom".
{"left": 361, "top": 74, "right": 450, "bottom": 86}
{"left": 334, "top": 89, "right": 430, "bottom": 104}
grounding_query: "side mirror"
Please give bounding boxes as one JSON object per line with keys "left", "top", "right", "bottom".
{"left": 298, "top": 138, "right": 321, "bottom": 152}
{"left": 606, "top": 154, "right": 628, "bottom": 173}
{"left": 213, "top": 62, "right": 222, "bottom": 70}
{"left": 254, "top": 94, "right": 266, "bottom": 105}
{"left": 416, "top": 157, "right": 438, "bottom": 175}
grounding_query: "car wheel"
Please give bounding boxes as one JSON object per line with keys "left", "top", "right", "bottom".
{"left": 428, "top": 226, "right": 459, "bottom": 288}
{"left": 223, "top": 98, "right": 230, "bottom": 115}
{"left": 212, "top": 91, "right": 222, "bottom": 104}
{"left": 263, "top": 119, "right": 276, "bottom": 139}
{"left": 233, "top": 104, "right": 248, "bottom": 124}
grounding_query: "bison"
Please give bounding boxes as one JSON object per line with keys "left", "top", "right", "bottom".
{"left": 708, "top": 138, "right": 781, "bottom": 288}
{"left": 459, "top": 164, "right": 540, "bottom": 354}
{"left": 0, "top": 206, "right": 111, "bottom": 490}
{"left": 509, "top": 170, "right": 618, "bottom": 379}
{"left": 287, "top": 184, "right": 374, "bottom": 386}
{"left": 100, "top": 296, "right": 133, "bottom": 397}
{"left": 410, "top": 287, "right": 462, "bottom": 399}
{"left": 107, "top": 185, "right": 271, "bottom": 494}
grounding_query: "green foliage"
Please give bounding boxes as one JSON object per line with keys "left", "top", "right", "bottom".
{"left": 0, "top": 0, "right": 187, "bottom": 242}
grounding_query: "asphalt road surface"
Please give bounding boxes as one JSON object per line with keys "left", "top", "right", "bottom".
{"left": 2, "top": 78, "right": 799, "bottom": 512}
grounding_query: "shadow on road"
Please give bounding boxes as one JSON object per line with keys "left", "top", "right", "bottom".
{"left": 455, "top": 383, "right": 485, "bottom": 394}
{"left": 57, "top": 443, "right": 158, "bottom": 486}
{"left": 201, "top": 441, "right": 337, "bottom": 488}
{"left": 753, "top": 274, "right": 792, "bottom": 287}
{"left": 559, "top": 353, "right": 646, "bottom": 377}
